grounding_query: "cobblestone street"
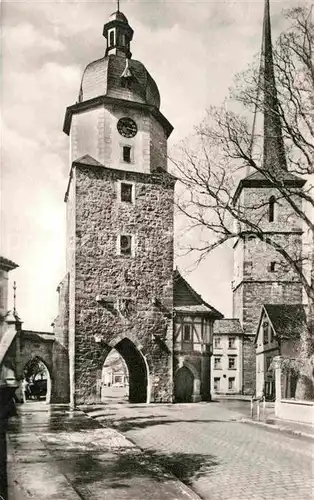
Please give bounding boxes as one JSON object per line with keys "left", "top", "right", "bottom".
{"left": 83, "top": 401, "right": 314, "bottom": 500}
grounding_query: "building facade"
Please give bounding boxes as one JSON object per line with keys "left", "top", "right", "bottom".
{"left": 173, "top": 270, "right": 223, "bottom": 402}
{"left": 211, "top": 320, "right": 243, "bottom": 395}
{"left": 255, "top": 304, "right": 306, "bottom": 399}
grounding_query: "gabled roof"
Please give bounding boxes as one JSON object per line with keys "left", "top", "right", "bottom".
{"left": 173, "top": 269, "right": 223, "bottom": 318}
{"left": 22, "top": 330, "right": 55, "bottom": 342}
{"left": 0, "top": 256, "right": 18, "bottom": 272}
{"left": 73, "top": 155, "right": 105, "bottom": 167}
{"left": 64, "top": 155, "right": 105, "bottom": 201}
{"left": 214, "top": 319, "right": 244, "bottom": 335}
{"left": 254, "top": 303, "right": 307, "bottom": 344}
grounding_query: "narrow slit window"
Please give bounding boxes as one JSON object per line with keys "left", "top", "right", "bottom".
{"left": 109, "top": 29, "right": 115, "bottom": 47}
{"left": 270, "top": 262, "right": 276, "bottom": 272}
{"left": 120, "top": 33, "right": 126, "bottom": 46}
{"left": 123, "top": 146, "right": 132, "bottom": 163}
{"left": 269, "top": 196, "right": 275, "bottom": 222}
{"left": 121, "top": 183, "right": 133, "bottom": 203}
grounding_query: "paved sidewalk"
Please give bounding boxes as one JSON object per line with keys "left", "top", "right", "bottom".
{"left": 242, "top": 416, "right": 314, "bottom": 439}
{"left": 7, "top": 403, "right": 200, "bottom": 500}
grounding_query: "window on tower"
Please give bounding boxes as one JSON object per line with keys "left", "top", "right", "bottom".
{"left": 120, "top": 33, "right": 126, "bottom": 46}
{"left": 123, "top": 146, "right": 132, "bottom": 163}
{"left": 119, "top": 235, "right": 133, "bottom": 256}
{"left": 269, "top": 196, "right": 276, "bottom": 222}
{"left": 270, "top": 261, "right": 276, "bottom": 272}
{"left": 120, "top": 183, "right": 133, "bottom": 203}
{"left": 109, "top": 29, "right": 115, "bottom": 47}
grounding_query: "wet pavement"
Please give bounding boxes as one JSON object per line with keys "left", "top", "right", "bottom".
{"left": 83, "top": 401, "right": 314, "bottom": 500}
{"left": 6, "top": 402, "right": 200, "bottom": 500}
{"left": 6, "top": 401, "right": 314, "bottom": 500}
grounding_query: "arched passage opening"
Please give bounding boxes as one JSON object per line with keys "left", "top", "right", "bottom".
{"left": 101, "top": 338, "right": 148, "bottom": 404}
{"left": 23, "top": 357, "right": 51, "bottom": 403}
{"left": 174, "top": 366, "right": 194, "bottom": 403}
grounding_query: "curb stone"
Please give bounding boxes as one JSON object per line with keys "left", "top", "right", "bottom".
{"left": 240, "top": 418, "right": 314, "bottom": 439}
{"left": 78, "top": 408, "right": 202, "bottom": 500}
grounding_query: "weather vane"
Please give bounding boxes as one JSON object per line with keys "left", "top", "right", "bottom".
{"left": 13, "top": 281, "right": 17, "bottom": 314}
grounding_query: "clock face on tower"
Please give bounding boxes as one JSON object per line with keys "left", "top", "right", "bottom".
{"left": 117, "top": 117, "right": 138, "bottom": 138}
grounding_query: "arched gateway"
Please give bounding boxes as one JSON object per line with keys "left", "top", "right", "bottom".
{"left": 103, "top": 338, "right": 148, "bottom": 404}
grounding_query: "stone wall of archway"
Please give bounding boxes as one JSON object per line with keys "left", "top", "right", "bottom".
{"left": 109, "top": 338, "right": 148, "bottom": 403}
{"left": 75, "top": 337, "right": 150, "bottom": 404}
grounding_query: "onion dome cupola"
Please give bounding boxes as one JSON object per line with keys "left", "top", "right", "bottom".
{"left": 75, "top": 8, "right": 162, "bottom": 110}
{"left": 103, "top": 10, "right": 134, "bottom": 59}
{"left": 63, "top": 6, "right": 173, "bottom": 149}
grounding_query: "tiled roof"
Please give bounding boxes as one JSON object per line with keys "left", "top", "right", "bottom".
{"left": 0, "top": 256, "right": 18, "bottom": 271}
{"left": 73, "top": 155, "right": 105, "bottom": 167}
{"left": 22, "top": 330, "right": 55, "bottom": 342}
{"left": 174, "top": 304, "right": 218, "bottom": 314}
{"left": 233, "top": 169, "right": 305, "bottom": 203}
{"left": 214, "top": 319, "right": 244, "bottom": 335}
{"left": 244, "top": 170, "right": 303, "bottom": 183}
{"left": 173, "top": 269, "right": 223, "bottom": 319}
{"left": 263, "top": 304, "right": 307, "bottom": 339}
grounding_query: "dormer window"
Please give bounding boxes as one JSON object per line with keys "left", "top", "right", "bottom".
{"left": 269, "top": 196, "right": 276, "bottom": 222}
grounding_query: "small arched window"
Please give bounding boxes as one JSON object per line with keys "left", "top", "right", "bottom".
{"left": 120, "top": 33, "right": 126, "bottom": 46}
{"left": 109, "top": 29, "right": 115, "bottom": 47}
{"left": 269, "top": 196, "right": 276, "bottom": 222}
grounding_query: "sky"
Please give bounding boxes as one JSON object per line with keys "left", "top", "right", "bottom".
{"left": 1, "top": 0, "right": 307, "bottom": 331}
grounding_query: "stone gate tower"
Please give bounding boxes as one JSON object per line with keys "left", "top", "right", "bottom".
{"left": 232, "top": 0, "right": 305, "bottom": 393}
{"left": 61, "top": 9, "right": 175, "bottom": 405}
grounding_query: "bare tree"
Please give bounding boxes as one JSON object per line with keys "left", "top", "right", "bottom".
{"left": 172, "top": 5, "right": 314, "bottom": 302}
{"left": 171, "top": 6, "right": 314, "bottom": 396}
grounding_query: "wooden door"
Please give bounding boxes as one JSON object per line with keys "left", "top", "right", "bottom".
{"left": 175, "top": 366, "right": 194, "bottom": 403}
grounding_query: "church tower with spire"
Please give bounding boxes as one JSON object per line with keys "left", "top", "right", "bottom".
{"left": 232, "top": 0, "right": 305, "bottom": 393}
{"left": 61, "top": 6, "right": 176, "bottom": 405}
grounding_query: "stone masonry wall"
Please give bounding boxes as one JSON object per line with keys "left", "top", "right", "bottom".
{"left": 52, "top": 273, "right": 70, "bottom": 402}
{"left": 72, "top": 164, "right": 175, "bottom": 404}
{"left": 66, "top": 168, "right": 76, "bottom": 405}
{"left": 233, "top": 186, "right": 304, "bottom": 394}
{"left": 53, "top": 273, "right": 69, "bottom": 349}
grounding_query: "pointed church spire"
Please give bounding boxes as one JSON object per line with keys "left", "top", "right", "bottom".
{"left": 261, "top": 0, "right": 287, "bottom": 174}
